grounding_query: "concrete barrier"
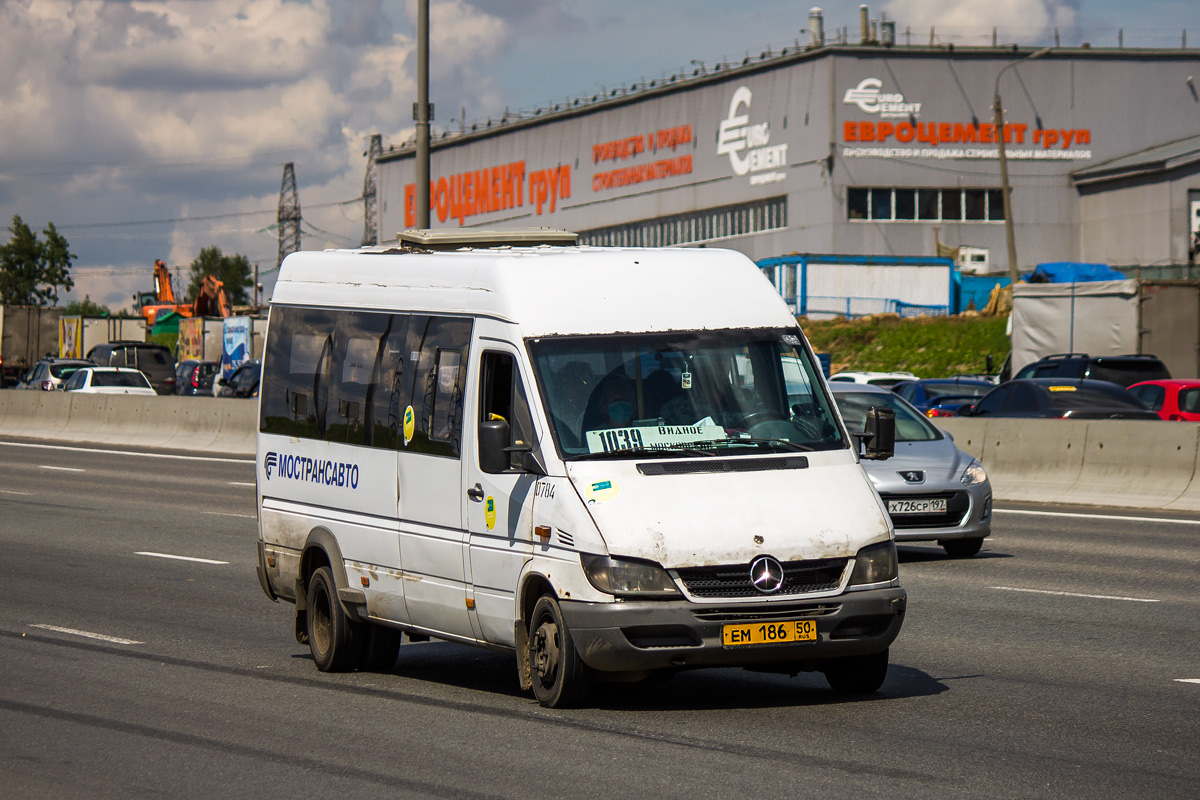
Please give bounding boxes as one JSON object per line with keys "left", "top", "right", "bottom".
{"left": 7, "top": 391, "right": 1200, "bottom": 508}
{"left": 0, "top": 391, "right": 254, "bottom": 455}
{"left": 936, "top": 417, "right": 1200, "bottom": 510}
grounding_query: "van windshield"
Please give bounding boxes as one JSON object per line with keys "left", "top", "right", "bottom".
{"left": 527, "top": 328, "right": 845, "bottom": 459}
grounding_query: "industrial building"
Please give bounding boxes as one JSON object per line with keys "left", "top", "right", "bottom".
{"left": 376, "top": 9, "right": 1200, "bottom": 304}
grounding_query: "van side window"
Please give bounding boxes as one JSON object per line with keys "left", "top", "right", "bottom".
{"left": 404, "top": 316, "right": 471, "bottom": 457}
{"left": 262, "top": 305, "right": 471, "bottom": 457}
{"left": 480, "top": 351, "right": 536, "bottom": 470}
{"left": 260, "top": 306, "right": 336, "bottom": 439}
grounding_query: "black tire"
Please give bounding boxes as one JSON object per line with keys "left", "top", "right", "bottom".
{"left": 528, "top": 595, "right": 592, "bottom": 708}
{"left": 306, "top": 566, "right": 360, "bottom": 673}
{"left": 823, "top": 648, "right": 889, "bottom": 694}
{"left": 940, "top": 537, "right": 984, "bottom": 558}
{"left": 358, "top": 623, "right": 403, "bottom": 672}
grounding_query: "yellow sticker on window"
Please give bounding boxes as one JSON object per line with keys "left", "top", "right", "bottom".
{"left": 485, "top": 495, "right": 496, "bottom": 530}
{"left": 1048, "top": 385, "right": 1077, "bottom": 392}
{"left": 403, "top": 405, "right": 415, "bottom": 444}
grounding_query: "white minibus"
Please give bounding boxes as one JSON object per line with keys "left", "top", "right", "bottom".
{"left": 255, "top": 230, "right": 905, "bottom": 707}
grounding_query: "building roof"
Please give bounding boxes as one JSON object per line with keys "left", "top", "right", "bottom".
{"left": 1072, "top": 133, "right": 1200, "bottom": 186}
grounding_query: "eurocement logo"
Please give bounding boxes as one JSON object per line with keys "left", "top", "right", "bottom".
{"left": 716, "top": 86, "right": 788, "bottom": 185}
{"left": 263, "top": 451, "right": 360, "bottom": 489}
{"left": 843, "top": 78, "right": 922, "bottom": 119}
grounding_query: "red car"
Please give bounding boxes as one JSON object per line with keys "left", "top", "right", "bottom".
{"left": 1128, "top": 379, "right": 1200, "bottom": 421}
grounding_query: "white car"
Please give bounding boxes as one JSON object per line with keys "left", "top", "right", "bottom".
{"left": 829, "top": 370, "right": 917, "bottom": 388}
{"left": 62, "top": 367, "right": 158, "bottom": 396}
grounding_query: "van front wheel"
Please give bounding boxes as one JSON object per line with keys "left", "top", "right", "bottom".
{"left": 307, "top": 566, "right": 359, "bottom": 672}
{"left": 528, "top": 595, "right": 591, "bottom": 708}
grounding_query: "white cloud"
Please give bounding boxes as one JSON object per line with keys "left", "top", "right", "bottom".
{"left": 0, "top": 0, "right": 511, "bottom": 309}
{"left": 882, "top": 0, "right": 1077, "bottom": 39}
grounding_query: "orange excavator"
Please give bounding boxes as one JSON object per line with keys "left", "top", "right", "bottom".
{"left": 136, "top": 259, "right": 230, "bottom": 325}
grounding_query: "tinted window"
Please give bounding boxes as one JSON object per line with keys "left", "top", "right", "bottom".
{"left": 260, "top": 306, "right": 470, "bottom": 457}
{"left": 1087, "top": 360, "right": 1170, "bottom": 387}
{"left": 1130, "top": 384, "right": 1164, "bottom": 411}
{"left": 64, "top": 371, "right": 87, "bottom": 391}
{"left": 1047, "top": 384, "right": 1145, "bottom": 411}
{"left": 1005, "top": 383, "right": 1040, "bottom": 412}
{"left": 847, "top": 188, "right": 868, "bottom": 220}
{"left": 972, "top": 385, "right": 1009, "bottom": 415}
{"left": 925, "top": 383, "right": 991, "bottom": 400}
{"left": 94, "top": 371, "right": 151, "bottom": 388}
{"left": 1179, "top": 388, "right": 1200, "bottom": 413}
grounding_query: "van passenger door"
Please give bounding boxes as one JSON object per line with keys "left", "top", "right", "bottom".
{"left": 465, "top": 346, "right": 538, "bottom": 646}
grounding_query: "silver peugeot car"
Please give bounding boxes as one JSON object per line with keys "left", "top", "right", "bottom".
{"left": 830, "top": 382, "right": 992, "bottom": 557}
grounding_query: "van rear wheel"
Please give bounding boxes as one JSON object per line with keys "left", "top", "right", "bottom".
{"left": 823, "top": 648, "right": 889, "bottom": 694}
{"left": 528, "top": 595, "right": 591, "bottom": 708}
{"left": 307, "top": 566, "right": 359, "bottom": 672}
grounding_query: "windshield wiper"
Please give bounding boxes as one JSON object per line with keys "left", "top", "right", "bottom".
{"left": 722, "top": 436, "right": 816, "bottom": 453}
{"left": 566, "top": 442, "right": 721, "bottom": 461}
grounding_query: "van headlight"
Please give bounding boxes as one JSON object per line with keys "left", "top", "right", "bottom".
{"left": 849, "top": 541, "right": 898, "bottom": 586}
{"left": 580, "top": 554, "right": 681, "bottom": 597}
{"left": 961, "top": 459, "right": 988, "bottom": 486}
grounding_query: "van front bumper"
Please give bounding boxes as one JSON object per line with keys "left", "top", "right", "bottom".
{"left": 559, "top": 586, "right": 906, "bottom": 673}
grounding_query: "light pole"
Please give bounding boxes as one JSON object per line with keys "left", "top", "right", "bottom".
{"left": 994, "top": 46, "right": 1051, "bottom": 286}
{"left": 415, "top": 0, "right": 431, "bottom": 229}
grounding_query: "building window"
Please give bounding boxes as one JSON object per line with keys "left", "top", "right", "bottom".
{"left": 849, "top": 188, "right": 1005, "bottom": 223}
{"left": 578, "top": 196, "right": 787, "bottom": 248}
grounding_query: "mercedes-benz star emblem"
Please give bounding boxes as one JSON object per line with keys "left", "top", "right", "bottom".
{"left": 750, "top": 556, "right": 785, "bottom": 594}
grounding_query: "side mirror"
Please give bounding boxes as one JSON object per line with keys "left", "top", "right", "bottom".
{"left": 861, "top": 405, "right": 895, "bottom": 461}
{"left": 479, "top": 419, "right": 511, "bottom": 474}
{"left": 958, "top": 404, "right": 977, "bottom": 417}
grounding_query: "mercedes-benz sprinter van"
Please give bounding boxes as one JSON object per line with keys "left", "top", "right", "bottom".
{"left": 255, "top": 229, "right": 905, "bottom": 707}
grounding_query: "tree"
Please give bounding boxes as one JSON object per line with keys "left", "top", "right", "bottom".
{"left": 185, "top": 246, "right": 252, "bottom": 306}
{"left": 0, "top": 215, "right": 76, "bottom": 306}
{"left": 63, "top": 295, "right": 111, "bottom": 316}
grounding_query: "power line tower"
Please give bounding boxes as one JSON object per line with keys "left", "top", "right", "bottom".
{"left": 277, "top": 162, "right": 301, "bottom": 267}
{"left": 362, "top": 134, "right": 383, "bottom": 246}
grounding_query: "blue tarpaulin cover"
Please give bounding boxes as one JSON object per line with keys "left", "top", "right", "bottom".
{"left": 1025, "top": 262, "right": 1126, "bottom": 283}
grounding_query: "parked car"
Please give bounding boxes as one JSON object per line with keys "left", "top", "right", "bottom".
{"left": 175, "top": 359, "right": 220, "bottom": 396}
{"left": 86, "top": 341, "right": 177, "bottom": 395}
{"left": 828, "top": 370, "right": 917, "bottom": 387}
{"left": 1127, "top": 379, "right": 1200, "bottom": 421}
{"left": 1012, "top": 353, "right": 1170, "bottom": 388}
{"left": 217, "top": 360, "right": 260, "bottom": 398}
{"left": 62, "top": 367, "right": 158, "bottom": 396}
{"left": 892, "top": 377, "right": 996, "bottom": 417}
{"left": 830, "top": 383, "right": 992, "bottom": 557}
{"left": 16, "top": 357, "right": 94, "bottom": 391}
{"left": 959, "top": 378, "right": 1160, "bottom": 419}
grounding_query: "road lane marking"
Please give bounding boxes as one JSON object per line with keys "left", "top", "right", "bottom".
{"left": 39, "top": 465, "right": 84, "bottom": 472}
{"left": 228, "top": 481, "right": 256, "bottom": 487}
{"left": 991, "top": 586, "right": 1159, "bottom": 603}
{"left": 30, "top": 624, "right": 142, "bottom": 645}
{"left": 1176, "top": 679, "right": 1200, "bottom": 685}
{"left": 0, "top": 489, "right": 32, "bottom": 495}
{"left": 0, "top": 440, "right": 252, "bottom": 464}
{"left": 200, "top": 510, "right": 256, "bottom": 519}
{"left": 136, "top": 551, "right": 229, "bottom": 565}
{"left": 995, "top": 508, "right": 1200, "bottom": 526}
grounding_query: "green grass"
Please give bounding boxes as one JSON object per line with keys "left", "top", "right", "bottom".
{"left": 800, "top": 313, "right": 1010, "bottom": 378}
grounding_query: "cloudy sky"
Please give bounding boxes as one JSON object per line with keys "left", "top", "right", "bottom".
{"left": 2, "top": 0, "right": 1198, "bottom": 311}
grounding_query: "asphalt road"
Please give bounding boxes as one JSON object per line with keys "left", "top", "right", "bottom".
{"left": 1, "top": 438, "right": 1198, "bottom": 799}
